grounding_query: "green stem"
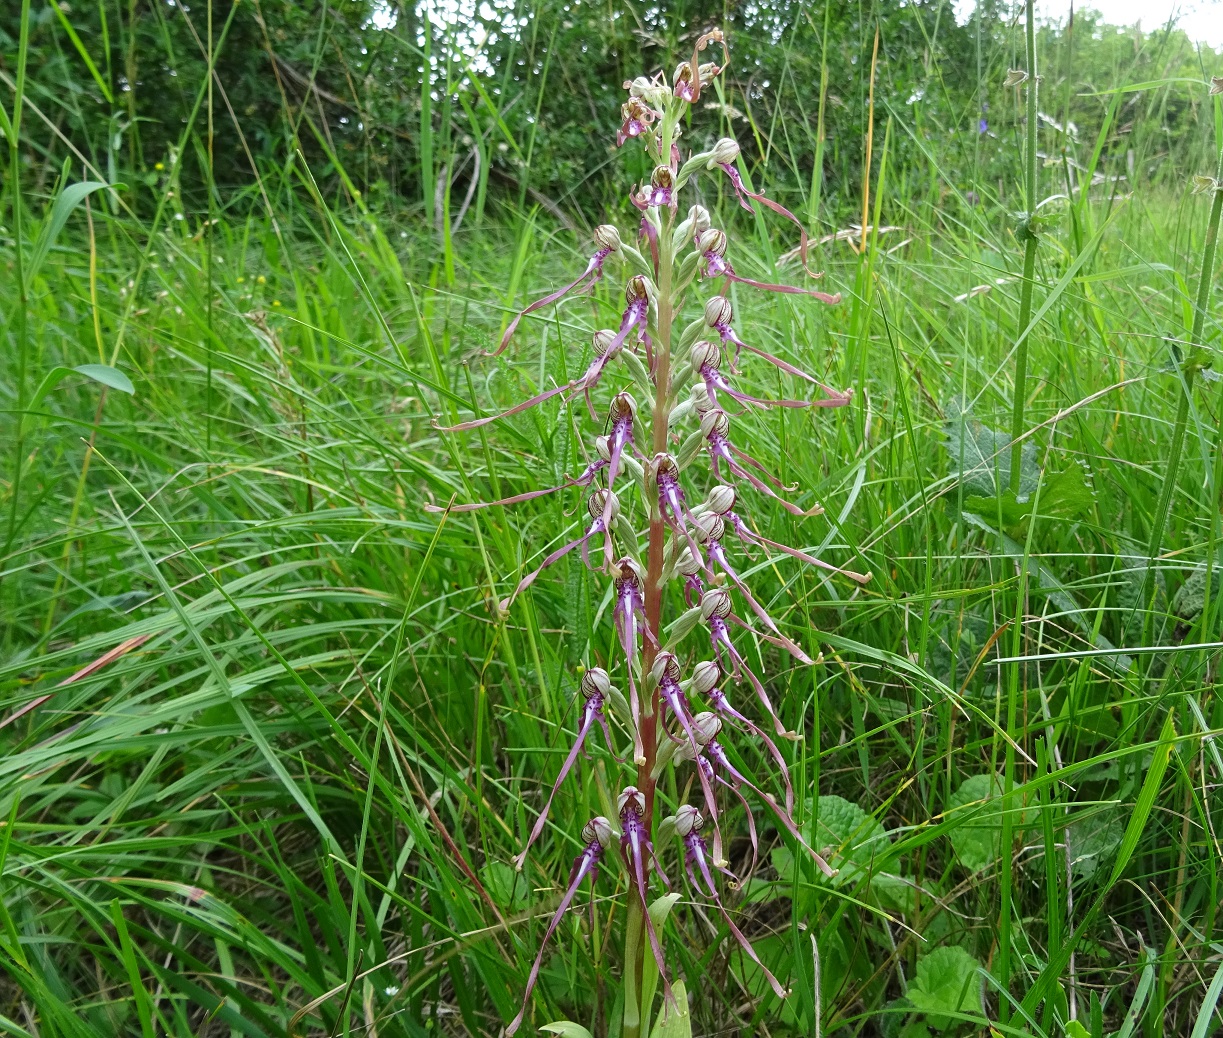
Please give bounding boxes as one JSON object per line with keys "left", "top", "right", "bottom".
{"left": 2, "top": 0, "right": 33, "bottom": 562}
{"left": 1141, "top": 105, "right": 1223, "bottom": 617}
{"left": 1008, "top": 0, "right": 1039, "bottom": 495}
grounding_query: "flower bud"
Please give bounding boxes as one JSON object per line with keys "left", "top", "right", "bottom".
{"left": 676, "top": 546, "right": 702, "bottom": 576}
{"left": 699, "top": 408, "right": 730, "bottom": 439}
{"left": 595, "top": 435, "right": 611, "bottom": 461}
{"left": 594, "top": 224, "right": 622, "bottom": 252}
{"left": 704, "top": 295, "right": 733, "bottom": 328}
{"left": 650, "top": 165, "right": 675, "bottom": 190}
{"left": 650, "top": 651, "right": 682, "bottom": 684}
{"left": 696, "top": 228, "right": 727, "bottom": 257}
{"left": 688, "top": 205, "right": 712, "bottom": 235}
{"left": 690, "top": 660, "right": 721, "bottom": 694}
{"left": 589, "top": 488, "right": 620, "bottom": 521}
{"left": 582, "top": 815, "right": 616, "bottom": 849}
{"left": 707, "top": 484, "right": 737, "bottom": 515}
{"left": 652, "top": 452, "right": 679, "bottom": 479}
{"left": 618, "top": 786, "right": 646, "bottom": 817}
{"left": 690, "top": 340, "right": 721, "bottom": 371}
{"left": 626, "top": 274, "right": 657, "bottom": 306}
{"left": 626, "top": 76, "right": 671, "bottom": 106}
{"left": 674, "top": 804, "right": 704, "bottom": 837}
{"left": 581, "top": 667, "right": 612, "bottom": 699}
{"left": 691, "top": 711, "right": 722, "bottom": 743}
{"left": 690, "top": 383, "right": 714, "bottom": 414}
{"left": 710, "top": 137, "right": 741, "bottom": 166}
{"left": 592, "top": 328, "right": 617, "bottom": 357}
{"left": 610, "top": 392, "right": 638, "bottom": 420}
{"left": 693, "top": 511, "right": 725, "bottom": 544}
{"left": 701, "top": 587, "right": 732, "bottom": 620}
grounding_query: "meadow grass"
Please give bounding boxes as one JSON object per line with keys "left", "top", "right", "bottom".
{"left": 3, "top": 14, "right": 1223, "bottom": 1037}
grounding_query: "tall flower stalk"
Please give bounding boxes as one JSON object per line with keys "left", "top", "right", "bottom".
{"left": 433, "top": 33, "right": 868, "bottom": 1034}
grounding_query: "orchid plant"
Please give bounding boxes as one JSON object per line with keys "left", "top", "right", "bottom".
{"left": 431, "top": 31, "right": 870, "bottom": 1036}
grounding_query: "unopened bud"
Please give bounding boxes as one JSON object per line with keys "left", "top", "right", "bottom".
{"left": 690, "top": 660, "right": 721, "bottom": 694}
{"left": 674, "top": 804, "right": 704, "bottom": 837}
{"left": 707, "top": 484, "right": 737, "bottom": 515}
{"left": 582, "top": 816, "right": 616, "bottom": 849}
{"left": 710, "top": 137, "right": 740, "bottom": 166}
{"left": 690, "top": 340, "right": 721, "bottom": 371}
{"left": 688, "top": 205, "right": 712, "bottom": 235}
{"left": 589, "top": 488, "right": 620, "bottom": 521}
{"left": 651, "top": 651, "right": 681, "bottom": 684}
{"left": 676, "top": 546, "right": 702, "bottom": 576}
{"left": 690, "top": 711, "right": 722, "bottom": 743}
{"left": 690, "top": 383, "right": 715, "bottom": 414}
{"left": 594, "top": 224, "right": 622, "bottom": 252}
{"left": 592, "top": 328, "right": 617, "bottom": 356}
{"left": 595, "top": 435, "right": 611, "bottom": 461}
{"left": 693, "top": 511, "right": 725, "bottom": 544}
{"left": 581, "top": 667, "right": 612, "bottom": 699}
{"left": 618, "top": 786, "right": 646, "bottom": 817}
{"left": 701, "top": 588, "right": 732, "bottom": 620}
{"left": 699, "top": 408, "right": 730, "bottom": 438}
{"left": 696, "top": 228, "right": 727, "bottom": 257}
{"left": 704, "top": 295, "right": 733, "bottom": 328}
{"left": 1003, "top": 68, "right": 1028, "bottom": 88}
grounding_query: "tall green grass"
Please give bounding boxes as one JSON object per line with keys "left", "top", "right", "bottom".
{"left": 3, "top": 5, "right": 1223, "bottom": 1037}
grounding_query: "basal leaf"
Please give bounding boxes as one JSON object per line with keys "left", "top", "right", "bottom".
{"left": 907, "top": 946, "right": 982, "bottom": 1031}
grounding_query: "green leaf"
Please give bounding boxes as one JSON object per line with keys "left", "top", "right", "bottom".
{"left": 808, "top": 795, "right": 891, "bottom": 887}
{"left": 539, "top": 1023, "right": 595, "bottom": 1038}
{"left": 946, "top": 774, "right": 1003, "bottom": 873}
{"left": 638, "top": 892, "right": 681, "bottom": 1029}
{"left": 1065, "top": 1022, "right": 1091, "bottom": 1038}
{"left": 906, "top": 946, "right": 982, "bottom": 1031}
{"left": 652, "top": 979, "right": 691, "bottom": 1038}
{"left": 25, "top": 181, "right": 113, "bottom": 289}
{"left": 944, "top": 397, "right": 1037, "bottom": 499}
{"left": 28, "top": 364, "right": 136, "bottom": 414}
{"left": 479, "top": 861, "right": 528, "bottom": 911}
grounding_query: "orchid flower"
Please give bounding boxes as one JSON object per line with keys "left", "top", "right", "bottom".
{"left": 705, "top": 738, "right": 836, "bottom": 878}
{"left": 513, "top": 669, "right": 621, "bottom": 870}
{"left": 690, "top": 339, "right": 835, "bottom": 413}
{"left": 500, "top": 490, "right": 618, "bottom": 611}
{"left": 703, "top": 298, "right": 847, "bottom": 404}
{"left": 689, "top": 658, "right": 794, "bottom": 814}
{"left": 651, "top": 452, "right": 702, "bottom": 559}
{"left": 604, "top": 391, "right": 639, "bottom": 486}
{"left": 672, "top": 806, "right": 788, "bottom": 998}
{"left": 505, "top": 816, "right": 616, "bottom": 1037}
{"left": 619, "top": 787, "right": 672, "bottom": 996}
{"left": 705, "top": 137, "right": 822, "bottom": 278}
{"left": 701, "top": 588, "right": 796, "bottom": 740}
{"left": 700, "top": 407, "right": 819, "bottom": 518}
{"left": 696, "top": 229, "right": 842, "bottom": 306}
{"left": 612, "top": 557, "right": 656, "bottom": 764}
{"left": 436, "top": 280, "right": 653, "bottom": 434}
{"left": 494, "top": 225, "right": 622, "bottom": 358}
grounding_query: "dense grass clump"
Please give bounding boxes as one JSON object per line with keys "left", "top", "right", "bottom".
{"left": 3, "top": 2, "right": 1223, "bottom": 1036}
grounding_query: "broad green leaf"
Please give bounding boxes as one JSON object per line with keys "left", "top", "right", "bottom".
{"left": 1065, "top": 1022, "right": 1091, "bottom": 1038}
{"left": 28, "top": 364, "right": 136, "bottom": 413}
{"left": 907, "top": 946, "right": 982, "bottom": 1031}
{"left": 480, "top": 861, "right": 528, "bottom": 911}
{"left": 808, "top": 795, "right": 890, "bottom": 887}
{"left": 539, "top": 1023, "right": 595, "bottom": 1038}
{"left": 25, "top": 181, "right": 113, "bottom": 289}
{"left": 638, "top": 892, "right": 681, "bottom": 1030}
{"left": 652, "top": 979, "right": 691, "bottom": 1038}
{"left": 946, "top": 774, "right": 1003, "bottom": 872}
